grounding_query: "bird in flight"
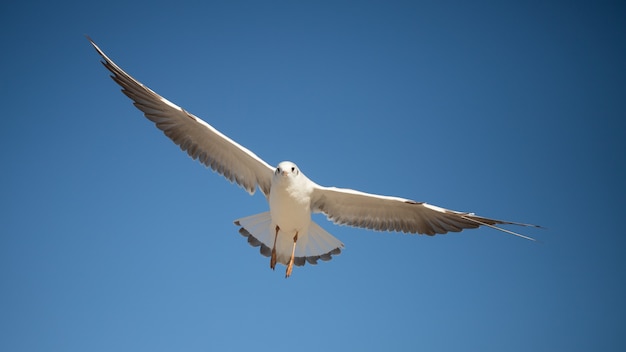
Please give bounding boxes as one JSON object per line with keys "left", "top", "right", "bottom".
{"left": 88, "top": 37, "right": 539, "bottom": 278}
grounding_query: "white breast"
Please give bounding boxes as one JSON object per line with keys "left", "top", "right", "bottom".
{"left": 269, "top": 173, "right": 313, "bottom": 234}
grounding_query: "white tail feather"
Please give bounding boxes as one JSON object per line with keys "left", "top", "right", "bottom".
{"left": 234, "top": 212, "right": 344, "bottom": 266}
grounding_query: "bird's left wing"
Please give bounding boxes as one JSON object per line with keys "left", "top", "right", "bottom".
{"left": 311, "top": 186, "right": 539, "bottom": 240}
{"left": 88, "top": 38, "right": 274, "bottom": 196}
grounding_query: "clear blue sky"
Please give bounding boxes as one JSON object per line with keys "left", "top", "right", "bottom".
{"left": 2, "top": 1, "right": 625, "bottom": 351}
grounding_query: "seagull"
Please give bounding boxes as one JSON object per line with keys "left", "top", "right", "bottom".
{"left": 88, "top": 37, "right": 540, "bottom": 278}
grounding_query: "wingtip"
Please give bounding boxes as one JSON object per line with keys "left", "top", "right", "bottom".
{"left": 85, "top": 35, "right": 97, "bottom": 48}
{"left": 461, "top": 215, "right": 539, "bottom": 241}
{"left": 85, "top": 35, "right": 108, "bottom": 61}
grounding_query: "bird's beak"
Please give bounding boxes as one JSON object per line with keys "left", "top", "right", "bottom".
{"left": 281, "top": 171, "right": 289, "bottom": 176}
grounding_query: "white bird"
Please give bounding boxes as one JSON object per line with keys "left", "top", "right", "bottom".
{"left": 88, "top": 38, "right": 540, "bottom": 277}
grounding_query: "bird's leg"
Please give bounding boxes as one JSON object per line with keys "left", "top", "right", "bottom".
{"left": 285, "top": 232, "right": 298, "bottom": 278}
{"left": 270, "top": 225, "right": 279, "bottom": 270}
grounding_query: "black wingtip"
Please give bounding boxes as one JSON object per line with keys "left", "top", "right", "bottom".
{"left": 85, "top": 35, "right": 98, "bottom": 50}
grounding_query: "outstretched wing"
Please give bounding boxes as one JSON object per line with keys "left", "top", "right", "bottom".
{"left": 311, "top": 186, "right": 539, "bottom": 240}
{"left": 88, "top": 38, "right": 274, "bottom": 196}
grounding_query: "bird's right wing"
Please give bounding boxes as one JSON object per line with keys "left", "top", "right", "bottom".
{"left": 88, "top": 37, "right": 274, "bottom": 196}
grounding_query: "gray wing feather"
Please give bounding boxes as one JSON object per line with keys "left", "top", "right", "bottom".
{"left": 89, "top": 38, "right": 274, "bottom": 196}
{"left": 311, "top": 186, "right": 539, "bottom": 239}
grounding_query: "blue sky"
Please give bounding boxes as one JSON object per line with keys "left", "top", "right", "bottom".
{"left": 2, "top": 1, "right": 625, "bottom": 351}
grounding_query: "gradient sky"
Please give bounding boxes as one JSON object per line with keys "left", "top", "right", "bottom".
{"left": 2, "top": 1, "right": 625, "bottom": 351}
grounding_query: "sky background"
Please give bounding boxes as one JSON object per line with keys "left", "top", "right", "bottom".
{"left": 2, "top": 1, "right": 625, "bottom": 351}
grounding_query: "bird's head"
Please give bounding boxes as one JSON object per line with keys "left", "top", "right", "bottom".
{"left": 274, "top": 161, "right": 300, "bottom": 180}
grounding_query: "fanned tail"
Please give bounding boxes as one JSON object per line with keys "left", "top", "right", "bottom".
{"left": 234, "top": 212, "right": 344, "bottom": 267}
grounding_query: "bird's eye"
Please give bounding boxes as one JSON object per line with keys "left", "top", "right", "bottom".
{"left": 291, "top": 167, "right": 295, "bottom": 172}
{"left": 276, "top": 167, "right": 280, "bottom": 174}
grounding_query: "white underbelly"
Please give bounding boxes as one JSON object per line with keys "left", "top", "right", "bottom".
{"left": 269, "top": 187, "right": 311, "bottom": 234}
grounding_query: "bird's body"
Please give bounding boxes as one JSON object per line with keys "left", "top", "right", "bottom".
{"left": 269, "top": 162, "right": 313, "bottom": 239}
{"left": 88, "top": 37, "right": 540, "bottom": 277}
{"left": 268, "top": 162, "right": 315, "bottom": 272}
